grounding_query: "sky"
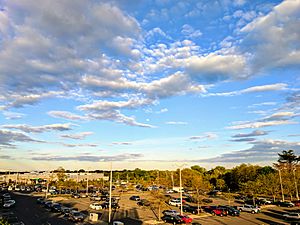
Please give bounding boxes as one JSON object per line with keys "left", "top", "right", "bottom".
{"left": 0, "top": 0, "right": 299, "bottom": 171}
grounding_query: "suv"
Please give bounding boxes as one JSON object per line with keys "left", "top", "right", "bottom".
{"left": 204, "top": 206, "right": 227, "bottom": 217}
{"left": 161, "top": 215, "right": 184, "bottom": 224}
{"left": 182, "top": 204, "right": 200, "bottom": 214}
{"left": 219, "top": 206, "right": 240, "bottom": 216}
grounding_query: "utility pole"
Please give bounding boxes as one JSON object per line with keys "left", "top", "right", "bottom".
{"left": 108, "top": 162, "right": 113, "bottom": 224}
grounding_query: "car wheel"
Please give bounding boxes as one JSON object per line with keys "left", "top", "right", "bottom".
{"left": 251, "top": 211, "right": 255, "bottom": 214}
{"left": 220, "top": 213, "right": 223, "bottom": 217}
{"left": 212, "top": 212, "right": 216, "bottom": 216}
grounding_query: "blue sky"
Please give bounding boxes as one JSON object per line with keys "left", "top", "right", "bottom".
{"left": 0, "top": 0, "right": 299, "bottom": 171}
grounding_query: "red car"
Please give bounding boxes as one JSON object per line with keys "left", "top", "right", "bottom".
{"left": 178, "top": 215, "right": 193, "bottom": 223}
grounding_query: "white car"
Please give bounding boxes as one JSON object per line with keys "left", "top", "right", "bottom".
{"left": 168, "top": 199, "right": 181, "bottom": 206}
{"left": 89, "top": 202, "right": 102, "bottom": 210}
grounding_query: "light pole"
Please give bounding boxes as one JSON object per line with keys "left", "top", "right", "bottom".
{"left": 278, "top": 168, "right": 285, "bottom": 202}
{"left": 108, "top": 162, "right": 113, "bottom": 224}
{"left": 293, "top": 167, "right": 299, "bottom": 200}
{"left": 175, "top": 163, "right": 186, "bottom": 216}
{"left": 86, "top": 172, "right": 89, "bottom": 196}
{"left": 179, "top": 167, "right": 183, "bottom": 215}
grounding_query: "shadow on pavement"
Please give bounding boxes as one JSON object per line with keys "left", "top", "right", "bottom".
{"left": 256, "top": 218, "right": 287, "bottom": 225}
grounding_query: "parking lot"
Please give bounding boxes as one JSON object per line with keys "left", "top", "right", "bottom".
{"left": 2, "top": 188, "right": 300, "bottom": 225}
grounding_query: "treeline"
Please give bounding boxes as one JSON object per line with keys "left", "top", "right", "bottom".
{"left": 111, "top": 150, "right": 300, "bottom": 201}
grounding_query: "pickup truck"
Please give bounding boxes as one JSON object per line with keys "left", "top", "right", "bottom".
{"left": 236, "top": 204, "right": 261, "bottom": 214}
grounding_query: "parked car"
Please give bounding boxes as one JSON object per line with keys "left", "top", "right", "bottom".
{"left": 129, "top": 195, "right": 140, "bottom": 201}
{"left": 72, "top": 193, "right": 80, "bottom": 198}
{"left": 36, "top": 197, "right": 45, "bottom": 204}
{"left": 178, "top": 215, "right": 193, "bottom": 223}
{"left": 90, "top": 202, "right": 103, "bottom": 210}
{"left": 61, "top": 206, "right": 72, "bottom": 216}
{"left": 182, "top": 204, "right": 201, "bottom": 214}
{"left": 236, "top": 204, "right": 261, "bottom": 213}
{"left": 276, "top": 201, "right": 295, "bottom": 207}
{"left": 219, "top": 206, "right": 240, "bottom": 216}
{"left": 69, "top": 211, "right": 84, "bottom": 222}
{"left": 162, "top": 210, "right": 180, "bottom": 216}
{"left": 51, "top": 203, "right": 62, "bottom": 212}
{"left": 101, "top": 202, "right": 120, "bottom": 209}
{"left": 161, "top": 215, "right": 184, "bottom": 224}
{"left": 203, "top": 206, "right": 227, "bottom": 217}
{"left": 169, "top": 199, "right": 182, "bottom": 207}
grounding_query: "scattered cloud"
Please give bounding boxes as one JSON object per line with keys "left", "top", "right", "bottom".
{"left": 181, "top": 24, "right": 202, "bottom": 38}
{"left": 112, "top": 142, "right": 132, "bottom": 145}
{"left": 230, "top": 137, "right": 256, "bottom": 142}
{"left": 194, "top": 139, "right": 300, "bottom": 163}
{"left": 2, "top": 123, "right": 74, "bottom": 133}
{"left": 165, "top": 121, "right": 188, "bottom": 125}
{"left": 0, "top": 129, "right": 42, "bottom": 146}
{"left": 227, "top": 120, "right": 297, "bottom": 130}
{"left": 31, "top": 153, "right": 143, "bottom": 162}
{"left": 205, "top": 83, "right": 288, "bottom": 97}
{"left": 48, "top": 111, "right": 88, "bottom": 121}
{"left": 189, "top": 132, "right": 218, "bottom": 140}
{"left": 60, "top": 132, "right": 93, "bottom": 140}
{"left": 61, "top": 143, "right": 98, "bottom": 148}
{"left": 2, "top": 111, "right": 25, "bottom": 120}
{"left": 232, "top": 130, "right": 269, "bottom": 138}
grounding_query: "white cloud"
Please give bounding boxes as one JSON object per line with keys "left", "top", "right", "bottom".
{"left": 48, "top": 111, "right": 88, "bottom": 121}
{"left": 205, "top": 83, "right": 288, "bottom": 97}
{"left": 240, "top": 0, "right": 300, "bottom": 71}
{"left": 0, "top": 129, "right": 41, "bottom": 146}
{"left": 189, "top": 132, "right": 218, "bottom": 140}
{"left": 2, "top": 123, "right": 74, "bottom": 133}
{"left": 181, "top": 24, "right": 202, "bottom": 38}
{"left": 232, "top": 130, "right": 269, "bottom": 138}
{"left": 165, "top": 121, "right": 188, "bottom": 125}
{"left": 186, "top": 53, "right": 247, "bottom": 83}
{"left": 61, "top": 132, "right": 93, "bottom": 140}
{"left": 227, "top": 120, "right": 298, "bottom": 130}
{"left": 2, "top": 111, "right": 25, "bottom": 120}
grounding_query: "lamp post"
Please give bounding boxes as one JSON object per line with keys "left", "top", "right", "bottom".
{"left": 175, "top": 163, "right": 186, "bottom": 216}
{"left": 108, "top": 162, "right": 113, "bottom": 224}
{"left": 293, "top": 167, "right": 299, "bottom": 200}
{"left": 278, "top": 168, "right": 285, "bottom": 202}
{"left": 179, "top": 167, "right": 183, "bottom": 215}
